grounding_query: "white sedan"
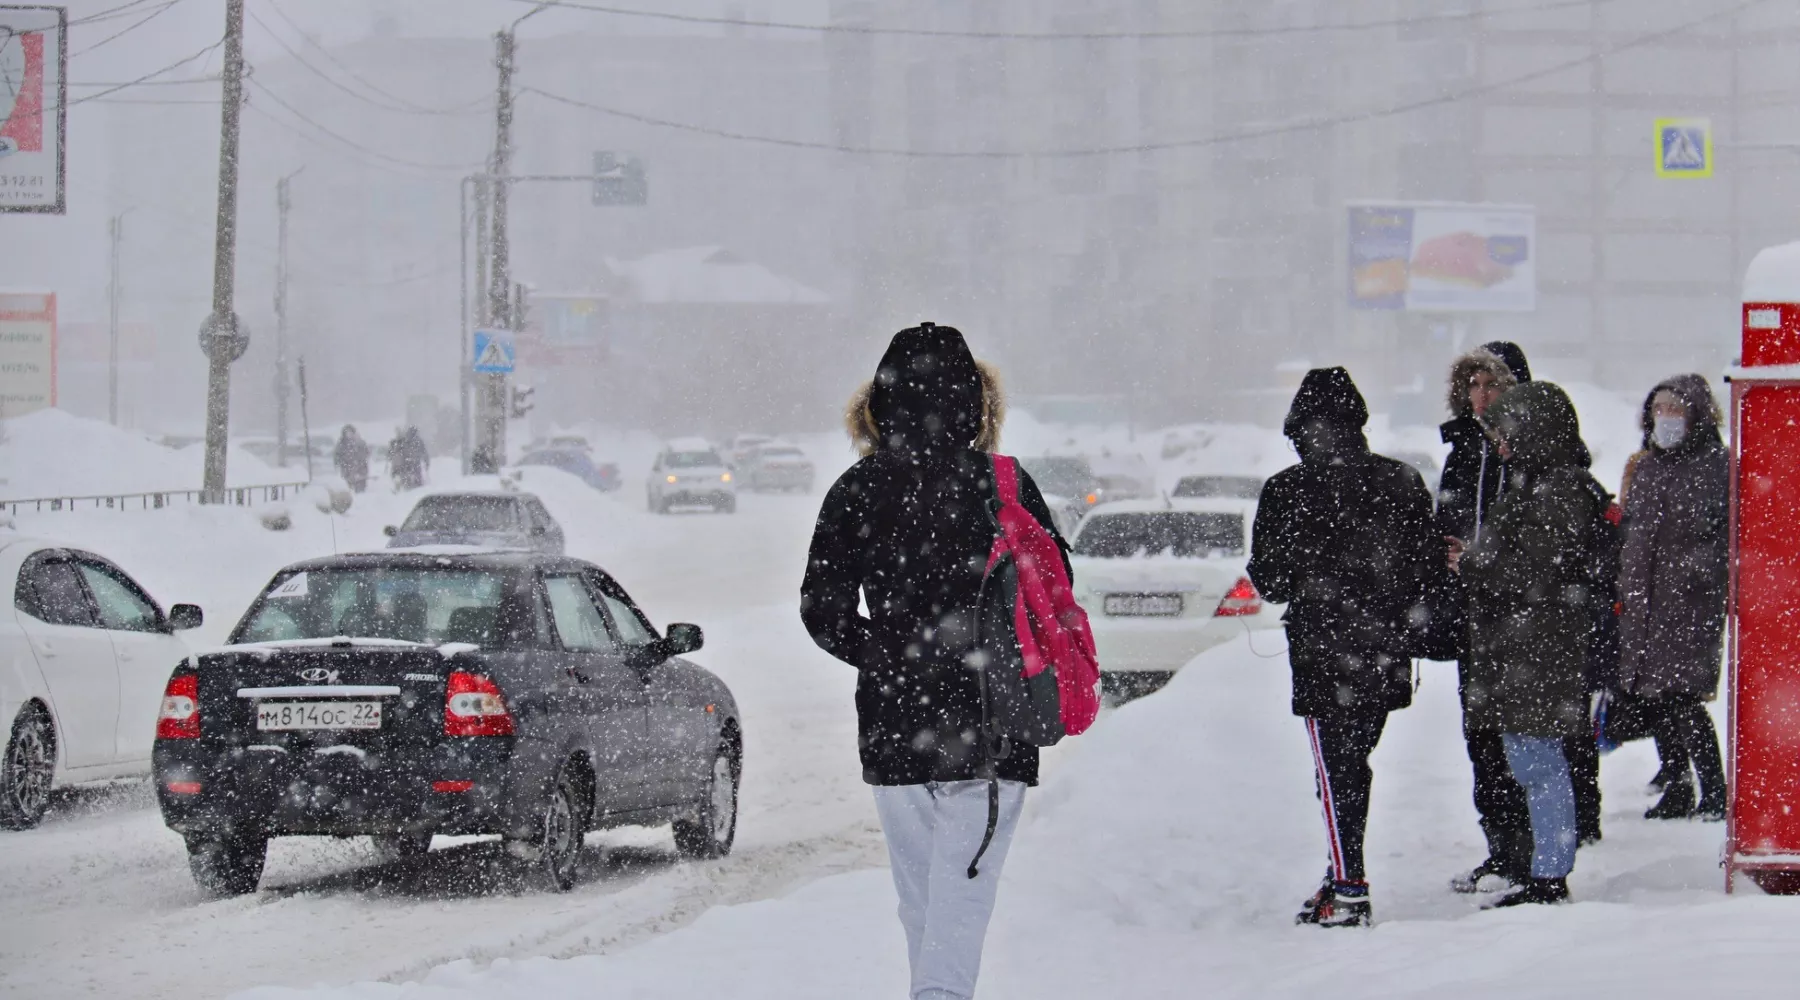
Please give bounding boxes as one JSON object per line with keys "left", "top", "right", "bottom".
{"left": 1, "top": 535, "right": 203, "bottom": 828}
{"left": 1069, "top": 498, "right": 1283, "bottom": 699}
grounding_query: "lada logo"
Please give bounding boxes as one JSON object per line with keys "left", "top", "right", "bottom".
{"left": 298, "top": 668, "right": 341, "bottom": 684}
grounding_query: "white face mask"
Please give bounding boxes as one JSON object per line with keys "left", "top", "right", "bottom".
{"left": 1652, "top": 414, "right": 1687, "bottom": 451}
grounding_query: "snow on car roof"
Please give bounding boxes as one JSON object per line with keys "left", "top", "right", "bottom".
{"left": 1082, "top": 497, "right": 1253, "bottom": 518}
{"left": 666, "top": 437, "right": 718, "bottom": 452}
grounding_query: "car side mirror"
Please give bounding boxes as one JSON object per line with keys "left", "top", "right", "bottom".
{"left": 169, "top": 604, "right": 204, "bottom": 631}
{"left": 664, "top": 623, "right": 703, "bottom": 656}
{"left": 383, "top": 525, "right": 398, "bottom": 537}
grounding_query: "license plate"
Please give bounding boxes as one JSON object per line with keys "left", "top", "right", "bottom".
{"left": 1104, "top": 593, "right": 1183, "bottom": 617}
{"left": 256, "top": 701, "right": 383, "bottom": 731}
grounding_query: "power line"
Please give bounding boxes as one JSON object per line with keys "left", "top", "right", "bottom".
{"left": 246, "top": 5, "right": 486, "bottom": 117}
{"left": 520, "top": 0, "right": 1761, "bottom": 158}
{"left": 263, "top": 0, "right": 489, "bottom": 116}
{"left": 14, "top": 35, "right": 224, "bottom": 118}
{"left": 68, "top": 0, "right": 167, "bottom": 28}
{"left": 69, "top": 76, "right": 220, "bottom": 86}
{"left": 500, "top": 0, "right": 1618, "bottom": 41}
{"left": 71, "top": 0, "right": 186, "bottom": 58}
{"left": 245, "top": 77, "right": 484, "bottom": 173}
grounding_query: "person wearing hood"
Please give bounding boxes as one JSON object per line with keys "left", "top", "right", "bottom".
{"left": 801, "top": 323, "right": 1066, "bottom": 1000}
{"left": 1431, "top": 348, "right": 1535, "bottom": 893}
{"left": 1618, "top": 375, "right": 1729, "bottom": 821}
{"left": 1458, "top": 381, "right": 1605, "bottom": 907}
{"left": 334, "top": 425, "right": 370, "bottom": 493}
{"left": 1247, "top": 367, "right": 1438, "bottom": 928}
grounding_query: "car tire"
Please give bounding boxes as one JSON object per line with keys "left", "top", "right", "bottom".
{"left": 1100, "top": 671, "right": 1175, "bottom": 704}
{"left": 674, "top": 739, "right": 739, "bottom": 860}
{"left": 370, "top": 832, "right": 433, "bottom": 864}
{"left": 519, "top": 767, "right": 584, "bottom": 892}
{"left": 717, "top": 497, "right": 737, "bottom": 515}
{"left": 186, "top": 832, "right": 268, "bottom": 897}
{"left": 0, "top": 706, "right": 55, "bottom": 831}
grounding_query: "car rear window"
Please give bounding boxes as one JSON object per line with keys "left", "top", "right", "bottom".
{"left": 1171, "top": 476, "right": 1264, "bottom": 500}
{"left": 666, "top": 451, "right": 724, "bottom": 469}
{"left": 401, "top": 496, "right": 518, "bottom": 533}
{"left": 1073, "top": 512, "right": 1245, "bottom": 558}
{"left": 235, "top": 568, "right": 508, "bottom": 646}
{"left": 1020, "top": 458, "right": 1097, "bottom": 497}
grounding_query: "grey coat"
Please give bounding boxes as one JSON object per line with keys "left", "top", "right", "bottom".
{"left": 1617, "top": 375, "right": 1729, "bottom": 701}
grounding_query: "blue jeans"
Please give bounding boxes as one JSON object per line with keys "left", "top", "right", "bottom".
{"left": 1502, "top": 734, "right": 1577, "bottom": 879}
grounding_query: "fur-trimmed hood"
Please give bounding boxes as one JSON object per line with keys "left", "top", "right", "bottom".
{"left": 846, "top": 359, "right": 1004, "bottom": 456}
{"left": 1447, "top": 348, "right": 1518, "bottom": 419}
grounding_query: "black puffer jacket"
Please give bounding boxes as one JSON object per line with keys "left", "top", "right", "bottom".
{"left": 1462, "top": 382, "right": 1604, "bottom": 737}
{"left": 800, "top": 324, "right": 1067, "bottom": 786}
{"left": 1248, "top": 367, "right": 1439, "bottom": 719}
{"left": 1617, "top": 374, "right": 1729, "bottom": 701}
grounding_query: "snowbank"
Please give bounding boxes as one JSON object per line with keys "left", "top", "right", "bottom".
{"left": 229, "top": 635, "right": 1793, "bottom": 1000}
{"left": 0, "top": 408, "right": 286, "bottom": 498}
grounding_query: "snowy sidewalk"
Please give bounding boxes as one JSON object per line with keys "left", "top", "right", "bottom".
{"left": 233, "top": 635, "right": 1795, "bottom": 1000}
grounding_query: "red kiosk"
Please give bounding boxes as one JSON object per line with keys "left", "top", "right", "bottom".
{"left": 1727, "top": 241, "right": 1800, "bottom": 893}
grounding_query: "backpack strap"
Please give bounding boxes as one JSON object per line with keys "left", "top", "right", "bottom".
{"left": 991, "top": 454, "right": 1021, "bottom": 509}
{"left": 967, "top": 776, "right": 1000, "bottom": 879}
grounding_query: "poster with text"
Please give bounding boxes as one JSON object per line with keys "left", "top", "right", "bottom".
{"left": 1347, "top": 202, "right": 1535, "bottom": 312}
{"left": 0, "top": 6, "right": 65, "bottom": 214}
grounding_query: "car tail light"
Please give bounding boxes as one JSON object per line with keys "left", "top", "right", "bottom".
{"left": 165, "top": 781, "right": 203, "bottom": 795}
{"left": 156, "top": 673, "right": 200, "bottom": 740}
{"left": 445, "top": 671, "right": 515, "bottom": 737}
{"left": 1214, "top": 577, "right": 1263, "bottom": 618}
{"left": 432, "top": 780, "right": 474, "bottom": 793}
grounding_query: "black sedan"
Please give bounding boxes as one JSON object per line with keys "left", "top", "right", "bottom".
{"left": 151, "top": 551, "right": 741, "bottom": 895}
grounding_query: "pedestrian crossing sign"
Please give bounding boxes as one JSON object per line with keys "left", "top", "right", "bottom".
{"left": 472, "top": 328, "right": 515, "bottom": 373}
{"left": 1655, "top": 117, "right": 1712, "bottom": 178}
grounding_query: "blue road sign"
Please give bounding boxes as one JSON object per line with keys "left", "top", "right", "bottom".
{"left": 472, "top": 328, "right": 515, "bottom": 373}
{"left": 1655, "top": 117, "right": 1712, "bottom": 178}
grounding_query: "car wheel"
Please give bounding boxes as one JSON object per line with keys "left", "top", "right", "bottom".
{"left": 717, "top": 497, "right": 737, "bottom": 515}
{"left": 519, "top": 768, "right": 584, "bottom": 892}
{"left": 674, "top": 740, "right": 739, "bottom": 860}
{"left": 0, "top": 707, "right": 55, "bottom": 831}
{"left": 186, "top": 832, "right": 268, "bottom": 896}
{"left": 370, "top": 832, "right": 433, "bottom": 864}
{"left": 1100, "top": 671, "right": 1175, "bottom": 704}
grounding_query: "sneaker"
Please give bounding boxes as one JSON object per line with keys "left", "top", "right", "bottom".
{"left": 1450, "top": 860, "right": 1520, "bottom": 895}
{"left": 1485, "top": 877, "right": 1569, "bottom": 909}
{"left": 1298, "top": 881, "right": 1372, "bottom": 928}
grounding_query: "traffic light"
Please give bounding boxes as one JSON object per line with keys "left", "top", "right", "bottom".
{"left": 510, "top": 384, "right": 535, "bottom": 419}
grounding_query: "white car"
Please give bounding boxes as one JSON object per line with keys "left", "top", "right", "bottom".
{"left": 1, "top": 536, "right": 203, "bottom": 828}
{"left": 1069, "top": 498, "right": 1282, "bottom": 699}
{"left": 648, "top": 438, "right": 738, "bottom": 514}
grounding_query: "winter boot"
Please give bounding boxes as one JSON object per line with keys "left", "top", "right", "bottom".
{"left": 1450, "top": 859, "right": 1520, "bottom": 895}
{"left": 1647, "top": 762, "right": 1675, "bottom": 794}
{"left": 1485, "top": 877, "right": 1570, "bottom": 908}
{"left": 1695, "top": 795, "right": 1727, "bottom": 822}
{"left": 1645, "top": 776, "right": 1697, "bottom": 820}
{"left": 1298, "top": 880, "right": 1371, "bottom": 928}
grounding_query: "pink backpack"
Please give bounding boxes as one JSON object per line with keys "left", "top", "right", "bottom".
{"left": 979, "top": 455, "right": 1102, "bottom": 744}
{"left": 967, "top": 455, "right": 1102, "bottom": 878}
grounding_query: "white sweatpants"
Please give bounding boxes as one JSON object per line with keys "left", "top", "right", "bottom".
{"left": 872, "top": 779, "right": 1027, "bottom": 1000}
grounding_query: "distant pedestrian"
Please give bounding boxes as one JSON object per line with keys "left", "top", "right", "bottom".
{"left": 388, "top": 427, "right": 428, "bottom": 492}
{"left": 801, "top": 323, "right": 1063, "bottom": 999}
{"left": 1618, "top": 375, "right": 1729, "bottom": 822}
{"left": 1247, "top": 367, "right": 1438, "bottom": 928}
{"left": 1431, "top": 347, "right": 1534, "bottom": 893}
{"left": 1458, "top": 381, "right": 1604, "bottom": 907}
{"left": 334, "top": 425, "right": 370, "bottom": 493}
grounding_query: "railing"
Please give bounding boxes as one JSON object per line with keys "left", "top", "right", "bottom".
{"left": 2, "top": 483, "right": 312, "bottom": 515}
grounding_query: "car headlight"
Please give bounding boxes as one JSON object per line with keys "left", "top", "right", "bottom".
{"left": 666, "top": 475, "right": 677, "bottom": 484}
{"left": 721, "top": 473, "right": 732, "bottom": 483}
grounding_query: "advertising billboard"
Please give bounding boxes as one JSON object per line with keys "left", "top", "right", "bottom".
{"left": 1347, "top": 201, "right": 1535, "bottom": 312}
{"left": 0, "top": 291, "right": 55, "bottom": 416}
{"left": 0, "top": 6, "right": 66, "bottom": 214}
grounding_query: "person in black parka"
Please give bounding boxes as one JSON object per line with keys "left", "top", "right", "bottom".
{"left": 1248, "top": 366, "right": 1439, "bottom": 928}
{"left": 1618, "top": 374, "right": 1730, "bottom": 821}
{"left": 801, "top": 323, "right": 1067, "bottom": 1000}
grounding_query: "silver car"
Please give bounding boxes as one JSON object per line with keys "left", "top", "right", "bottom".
{"left": 385, "top": 492, "right": 565, "bottom": 555}
{"left": 648, "top": 440, "right": 738, "bottom": 514}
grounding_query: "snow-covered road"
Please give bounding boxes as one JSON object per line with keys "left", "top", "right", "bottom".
{"left": 0, "top": 463, "right": 888, "bottom": 999}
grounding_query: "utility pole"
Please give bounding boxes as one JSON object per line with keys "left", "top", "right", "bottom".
{"left": 472, "top": 26, "right": 518, "bottom": 473}
{"left": 106, "top": 210, "right": 130, "bottom": 426}
{"left": 200, "top": 0, "right": 249, "bottom": 500}
{"left": 274, "top": 168, "right": 303, "bottom": 468}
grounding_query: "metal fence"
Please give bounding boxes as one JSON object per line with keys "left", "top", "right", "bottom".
{"left": 2, "top": 483, "right": 312, "bottom": 516}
